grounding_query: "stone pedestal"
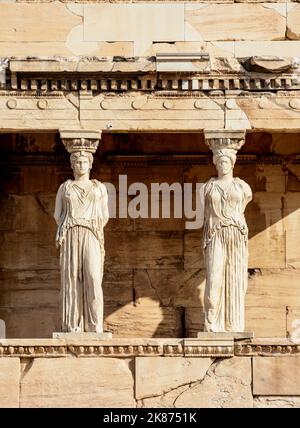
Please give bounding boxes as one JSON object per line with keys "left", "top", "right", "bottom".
{"left": 197, "top": 332, "right": 254, "bottom": 340}
{"left": 52, "top": 332, "right": 113, "bottom": 340}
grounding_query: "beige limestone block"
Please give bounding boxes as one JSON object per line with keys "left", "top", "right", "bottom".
{"left": 84, "top": 4, "right": 184, "bottom": 56}
{"left": 0, "top": 194, "right": 56, "bottom": 232}
{"left": 0, "top": 359, "right": 20, "bottom": 408}
{"left": 254, "top": 396, "right": 300, "bottom": 408}
{"left": 134, "top": 216, "right": 185, "bottom": 232}
{"left": 175, "top": 357, "right": 253, "bottom": 408}
{"left": 66, "top": 24, "right": 101, "bottom": 55}
{"left": 185, "top": 307, "right": 205, "bottom": 338}
{"left": 0, "top": 41, "right": 133, "bottom": 57}
{"left": 0, "top": 231, "right": 59, "bottom": 270}
{"left": 248, "top": 57, "right": 294, "bottom": 73}
{"left": 287, "top": 5, "right": 300, "bottom": 40}
{"left": 105, "top": 231, "right": 183, "bottom": 270}
{"left": 136, "top": 357, "right": 213, "bottom": 399}
{"left": 147, "top": 41, "right": 235, "bottom": 58}
{"left": 0, "top": 307, "right": 59, "bottom": 339}
{"left": 285, "top": 164, "right": 300, "bottom": 192}
{"left": 245, "top": 305, "right": 286, "bottom": 338}
{"left": 247, "top": 193, "right": 285, "bottom": 269}
{"left": 283, "top": 193, "right": 300, "bottom": 268}
{"left": 184, "top": 231, "right": 204, "bottom": 269}
{"left": 225, "top": 100, "right": 252, "bottom": 130}
{"left": 286, "top": 306, "right": 300, "bottom": 342}
{"left": 235, "top": 96, "right": 300, "bottom": 131}
{"left": 235, "top": 41, "right": 300, "bottom": 58}
{"left": 0, "top": 96, "right": 79, "bottom": 132}
{"left": 0, "top": 288, "right": 58, "bottom": 310}
{"left": 138, "top": 384, "right": 190, "bottom": 408}
{"left": 20, "top": 358, "right": 135, "bottom": 407}
{"left": 22, "top": 167, "right": 59, "bottom": 194}
{"left": 157, "top": 54, "right": 210, "bottom": 73}
{"left": 133, "top": 269, "right": 205, "bottom": 308}
{"left": 272, "top": 134, "right": 300, "bottom": 156}
{"left": 253, "top": 357, "right": 300, "bottom": 395}
{"left": 104, "top": 303, "right": 183, "bottom": 338}
{"left": 81, "top": 118, "right": 225, "bottom": 133}
{"left": 248, "top": 228, "right": 285, "bottom": 269}
{"left": 0, "top": 269, "right": 59, "bottom": 292}
{"left": 246, "top": 269, "right": 300, "bottom": 310}
{"left": 103, "top": 269, "right": 133, "bottom": 306}
{"left": 256, "top": 166, "right": 286, "bottom": 194}
{"left": 0, "top": 2, "right": 81, "bottom": 42}
{"left": 185, "top": 4, "right": 286, "bottom": 41}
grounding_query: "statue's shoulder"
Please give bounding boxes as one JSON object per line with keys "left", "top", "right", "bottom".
{"left": 57, "top": 179, "right": 72, "bottom": 192}
{"left": 235, "top": 177, "right": 250, "bottom": 186}
{"left": 204, "top": 177, "right": 216, "bottom": 190}
{"left": 92, "top": 180, "right": 108, "bottom": 195}
{"left": 235, "top": 177, "right": 252, "bottom": 195}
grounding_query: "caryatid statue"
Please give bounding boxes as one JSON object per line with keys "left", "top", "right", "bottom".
{"left": 199, "top": 130, "right": 252, "bottom": 333}
{"left": 54, "top": 131, "right": 109, "bottom": 334}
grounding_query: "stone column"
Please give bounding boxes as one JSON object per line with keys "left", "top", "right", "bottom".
{"left": 198, "top": 129, "right": 253, "bottom": 338}
{"left": 53, "top": 129, "right": 111, "bottom": 339}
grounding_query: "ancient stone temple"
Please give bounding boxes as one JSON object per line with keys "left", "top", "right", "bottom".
{"left": 1, "top": 0, "right": 300, "bottom": 408}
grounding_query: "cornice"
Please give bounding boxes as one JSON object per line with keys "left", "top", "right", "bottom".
{"left": 4, "top": 58, "right": 300, "bottom": 94}
{"left": 5, "top": 73, "right": 300, "bottom": 94}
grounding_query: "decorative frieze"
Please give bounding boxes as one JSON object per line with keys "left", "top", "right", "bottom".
{"left": 0, "top": 339, "right": 235, "bottom": 358}
{"left": 1, "top": 339, "right": 298, "bottom": 358}
{"left": 235, "top": 343, "right": 300, "bottom": 356}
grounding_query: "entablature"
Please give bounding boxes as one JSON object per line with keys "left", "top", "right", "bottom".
{"left": 2, "top": 56, "right": 300, "bottom": 94}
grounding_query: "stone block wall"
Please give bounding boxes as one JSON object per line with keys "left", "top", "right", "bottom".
{"left": 0, "top": 131, "right": 299, "bottom": 339}
{"left": 0, "top": 1, "right": 300, "bottom": 58}
{"left": 0, "top": 339, "right": 299, "bottom": 408}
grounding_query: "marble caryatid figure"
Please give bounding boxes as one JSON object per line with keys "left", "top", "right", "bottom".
{"left": 200, "top": 131, "right": 252, "bottom": 332}
{"left": 54, "top": 136, "right": 109, "bottom": 333}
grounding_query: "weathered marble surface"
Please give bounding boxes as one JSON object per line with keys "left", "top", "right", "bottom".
{"left": 20, "top": 358, "right": 135, "bottom": 408}
{"left": 253, "top": 356, "right": 300, "bottom": 395}
{"left": 0, "top": 359, "right": 20, "bottom": 408}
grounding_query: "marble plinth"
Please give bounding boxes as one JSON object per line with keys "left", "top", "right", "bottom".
{"left": 52, "top": 332, "right": 113, "bottom": 339}
{"left": 197, "top": 332, "right": 254, "bottom": 340}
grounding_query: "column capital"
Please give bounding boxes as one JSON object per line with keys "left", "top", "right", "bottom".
{"left": 204, "top": 129, "right": 246, "bottom": 153}
{"left": 59, "top": 129, "right": 102, "bottom": 154}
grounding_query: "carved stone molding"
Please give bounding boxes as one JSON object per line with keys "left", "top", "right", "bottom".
{"left": 235, "top": 342, "right": 300, "bottom": 357}
{"left": 59, "top": 129, "right": 102, "bottom": 154}
{"left": 0, "top": 338, "right": 299, "bottom": 358}
{"left": 1, "top": 338, "right": 298, "bottom": 358}
{"left": 204, "top": 129, "right": 246, "bottom": 153}
{"left": 0, "top": 339, "right": 235, "bottom": 358}
{"left": 7, "top": 74, "right": 300, "bottom": 94}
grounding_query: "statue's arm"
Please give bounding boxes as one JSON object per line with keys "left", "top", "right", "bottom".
{"left": 198, "top": 183, "right": 205, "bottom": 229}
{"left": 241, "top": 180, "right": 252, "bottom": 208}
{"left": 100, "top": 183, "right": 109, "bottom": 228}
{"left": 53, "top": 184, "right": 64, "bottom": 225}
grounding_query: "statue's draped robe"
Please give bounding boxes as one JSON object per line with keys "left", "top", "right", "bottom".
{"left": 199, "top": 177, "right": 252, "bottom": 332}
{"left": 54, "top": 179, "right": 109, "bottom": 332}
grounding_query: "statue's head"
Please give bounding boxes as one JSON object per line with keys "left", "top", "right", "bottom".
{"left": 70, "top": 151, "right": 94, "bottom": 177}
{"left": 213, "top": 149, "right": 236, "bottom": 176}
